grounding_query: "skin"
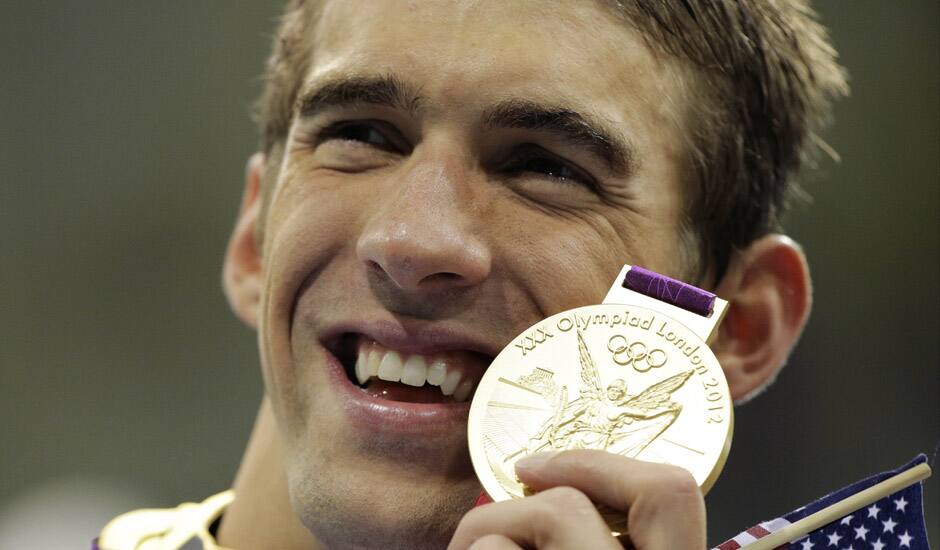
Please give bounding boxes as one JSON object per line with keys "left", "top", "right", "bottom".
{"left": 220, "top": 1, "right": 813, "bottom": 548}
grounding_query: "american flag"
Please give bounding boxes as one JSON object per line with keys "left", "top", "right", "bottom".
{"left": 713, "top": 455, "right": 930, "bottom": 550}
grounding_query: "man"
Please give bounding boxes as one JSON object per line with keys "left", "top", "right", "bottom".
{"left": 97, "top": 1, "right": 846, "bottom": 548}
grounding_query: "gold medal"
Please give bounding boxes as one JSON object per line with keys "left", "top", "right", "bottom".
{"left": 468, "top": 265, "right": 733, "bottom": 530}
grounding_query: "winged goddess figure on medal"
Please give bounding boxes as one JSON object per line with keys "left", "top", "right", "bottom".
{"left": 482, "top": 330, "right": 695, "bottom": 496}
{"left": 523, "top": 331, "right": 694, "bottom": 457}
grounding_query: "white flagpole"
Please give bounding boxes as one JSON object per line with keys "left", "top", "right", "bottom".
{"left": 746, "top": 463, "right": 931, "bottom": 550}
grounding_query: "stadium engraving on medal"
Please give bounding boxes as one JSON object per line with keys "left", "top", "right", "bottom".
{"left": 468, "top": 303, "right": 733, "bottom": 504}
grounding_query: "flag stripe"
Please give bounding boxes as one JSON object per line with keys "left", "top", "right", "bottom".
{"left": 745, "top": 525, "right": 771, "bottom": 538}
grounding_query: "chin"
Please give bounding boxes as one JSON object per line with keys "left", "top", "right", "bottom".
{"left": 286, "top": 449, "right": 480, "bottom": 549}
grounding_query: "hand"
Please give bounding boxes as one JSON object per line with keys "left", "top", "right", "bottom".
{"left": 448, "top": 450, "right": 706, "bottom": 550}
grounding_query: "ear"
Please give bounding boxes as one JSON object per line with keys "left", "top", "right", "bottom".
{"left": 223, "top": 153, "right": 265, "bottom": 329}
{"left": 711, "top": 234, "right": 812, "bottom": 402}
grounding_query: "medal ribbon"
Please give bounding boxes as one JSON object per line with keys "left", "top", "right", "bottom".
{"left": 621, "top": 266, "right": 716, "bottom": 317}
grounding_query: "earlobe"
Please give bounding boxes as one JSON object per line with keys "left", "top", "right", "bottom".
{"left": 711, "top": 235, "right": 812, "bottom": 403}
{"left": 223, "top": 153, "right": 265, "bottom": 329}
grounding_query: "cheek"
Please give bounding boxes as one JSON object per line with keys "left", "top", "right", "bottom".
{"left": 489, "top": 207, "right": 628, "bottom": 314}
{"left": 489, "top": 202, "right": 686, "bottom": 315}
{"left": 258, "top": 172, "right": 363, "bottom": 394}
{"left": 265, "top": 164, "right": 369, "bottom": 289}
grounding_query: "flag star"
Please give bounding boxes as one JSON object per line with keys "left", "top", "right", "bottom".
{"left": 894, "top": 496, "right": 908, "bottom": 512}
{"left": 866, "top": 504, "right": 880, "bottom": 519}
{"left": 871, "top": 539, "right": 886, "bottom": 550}
{"left": 898, "top": 531, "right": 913, "bottom": 547}
{"left": 840, "top": 514, "right": 854, "bottom": 526}
{"left": 853, "top": 525, "right": 869, "bottom": 540}
{"left": 882, "top": 518, "right": 898, "bottom": 533}
{"left": 800, "top": 539, "right": 814, "bottom": 550}
{"left": 827, "top": 531, "right": 842, "bottom": 546}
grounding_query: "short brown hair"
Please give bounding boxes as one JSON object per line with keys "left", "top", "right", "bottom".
{"left": 254, "top": 0, "right": 847, "bottom": 280}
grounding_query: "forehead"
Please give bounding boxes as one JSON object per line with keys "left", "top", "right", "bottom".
{"left": 307, "top": 0, "right": 687, "bottom": 139}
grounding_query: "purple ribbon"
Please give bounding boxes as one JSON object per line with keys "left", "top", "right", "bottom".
{"left": 622, "top": 266, "right": 716, "bottom": 317}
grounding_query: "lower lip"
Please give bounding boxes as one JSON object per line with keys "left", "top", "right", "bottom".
{"left": 323, "top": 349, "right": 471, "bottom": 435}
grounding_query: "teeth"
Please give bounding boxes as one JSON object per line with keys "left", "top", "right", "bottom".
{"left": 453, "top": 379, "right": 475, "bottom": 402}
{"left": 400, "top": 355, "right": 428, "bottom": 387}
{"left": 426, "top": 358, "right": 446, "bottom": 386}
{"left": 377, "top": 351, "right": 404, "bottom": 381}
{"left": 440, "top": 369, "right": 462, "bottom": 396}
{"left": 367, "top": 347, "right": 381, "bottom": 377}
{"left": 355, "top": 353, "right": 370, "bottom": 385}
{"left": 350, "top": 340, "right": 485, "bottom": 401}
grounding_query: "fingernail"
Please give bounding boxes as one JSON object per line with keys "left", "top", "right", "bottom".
{"left": 515, "top": 452, "right": 558, "bottom": 472}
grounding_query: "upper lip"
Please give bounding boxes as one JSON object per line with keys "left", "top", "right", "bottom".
{"left": 320, "top": 318, "right": 504, "bottom": 360}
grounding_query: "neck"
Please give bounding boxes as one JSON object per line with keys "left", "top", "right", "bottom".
{"left": 217, "top": 396, "right": 322, "bottom": 550}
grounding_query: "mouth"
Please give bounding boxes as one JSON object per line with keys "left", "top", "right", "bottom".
{"left": 327, "top": 333, "right": 492, "bottom": 405}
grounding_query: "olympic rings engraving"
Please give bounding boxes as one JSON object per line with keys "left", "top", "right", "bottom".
{"left": 607, "top": 334, "right": 668, "bottom": 372}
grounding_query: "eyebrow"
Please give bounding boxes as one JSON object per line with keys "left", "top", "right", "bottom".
{"left": 297, "top": 74, "right": 422, "bottom": 119}
{"left": 296, "top": 75, "right": 635, "bottom": 177}
{"left": 482, "top": 99, "right": 636, "bottom": 177}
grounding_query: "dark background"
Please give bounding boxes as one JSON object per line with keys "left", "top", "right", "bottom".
{"left": 1, "top": 2, "right": 937, "bottom": 547}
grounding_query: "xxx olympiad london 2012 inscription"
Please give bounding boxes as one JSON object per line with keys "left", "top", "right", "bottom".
{"left": 468, "top": 304, "right": 733, "bottom": 504}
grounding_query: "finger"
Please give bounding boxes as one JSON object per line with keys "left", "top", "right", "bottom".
{"left": 449, "top": 487, "right": 621, "bottom": 550}
{"left": 467, "top": 534, "right": 521, "bottom": 550}
{"left": 515, "top": 450, "right": 705, "bottom": 550}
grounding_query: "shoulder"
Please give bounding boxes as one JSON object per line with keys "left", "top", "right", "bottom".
{"left": 95, "top": 490, "right": 234, "bottom": 550}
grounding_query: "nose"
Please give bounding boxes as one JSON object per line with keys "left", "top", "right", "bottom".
{"left": 356, "top": 160, "right": 491, "bottom": 293}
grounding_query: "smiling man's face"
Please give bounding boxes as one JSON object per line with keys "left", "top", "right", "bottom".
{"left": 255, "top": 0, "right": 696, "bottom": 546}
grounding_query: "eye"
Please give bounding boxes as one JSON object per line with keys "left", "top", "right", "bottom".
{"left": 503, "top": 146, "right": 595, "bottom": 188}
{"left": 316, "top": 120, "right": 404, "bottom": 154}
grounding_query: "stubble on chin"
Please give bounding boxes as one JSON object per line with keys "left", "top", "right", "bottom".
{"left": 286, "top": 454, "right": 479, "bottom": 549}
